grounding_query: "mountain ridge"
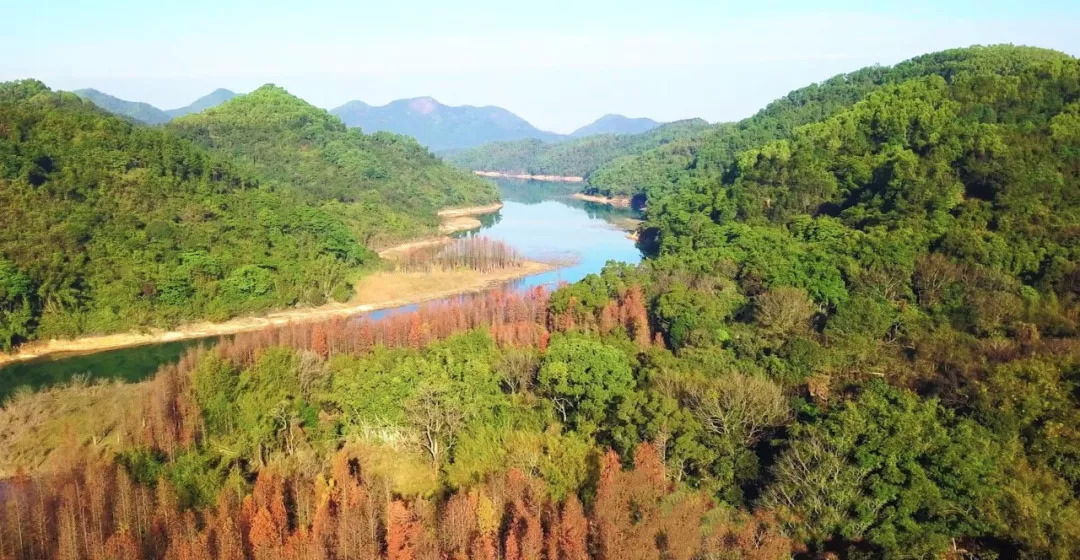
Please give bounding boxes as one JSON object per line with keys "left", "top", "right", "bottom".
{"left": 74, "top": 87, "right": 239, "bottom": 124}
{"left": 330, "top": 96, "right": 564, "bottom": 151}
{"left": 73, "top": 87, "right": 673, "bottom": 151}
{"left": 73, "top": 88, "right": 172, "bottom": 124}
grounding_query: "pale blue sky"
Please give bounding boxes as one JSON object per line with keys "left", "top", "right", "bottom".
{"left": 2, "top": 0, "right": 1078, "bottom": 132}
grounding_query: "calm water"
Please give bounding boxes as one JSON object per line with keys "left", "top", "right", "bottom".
{"left": 0, "top": 178, "right": 642, "bottom": 401}
{"left": 463, "top": 179, "right": 643, "bottom": 290}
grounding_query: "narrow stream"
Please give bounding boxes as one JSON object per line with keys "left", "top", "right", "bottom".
{"left": 0, "top": 178, "right": 643, "bottom": 400}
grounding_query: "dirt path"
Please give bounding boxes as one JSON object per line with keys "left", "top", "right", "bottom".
{"left": 0, "top": 202, "right": 546, "bottom": 367}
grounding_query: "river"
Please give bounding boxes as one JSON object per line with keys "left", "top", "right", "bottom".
{"left": 0, "top": 179, "right": 642, "bottom": 400}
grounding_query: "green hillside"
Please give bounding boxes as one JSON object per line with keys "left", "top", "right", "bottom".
{"left": 588, "top": 44, "right": 1077, "bottom": 199}
{"left": 0, "top": 81, "right": 495, "bottom": 348}
{"left": 170, "top": 85, "right": 497, "bottom": 245}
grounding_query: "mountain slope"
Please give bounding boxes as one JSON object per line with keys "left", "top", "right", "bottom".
{"left": 331, "top": 97, "right": 562, "bottom": 151}
{"left": 571, "top": 114, "right": 661, "bottom": 137}
{"left": 588, "top": 44, "right": 1079, "bottom": 199}
{"left": 73, "top": 88, "right": 171, "bottom": 124}
{"left": 0, "top": 81, "right": 375, "bottom": 346}
{"left": 169, "top": 85, "right": 497, "bottom": 242}
{"left": 164, "top": 88, "right": 237, "bottom": 118}
{"left": 647, "top": 45, "right": 1080, "bottom": 284}
{"left": 445, "top": 118, "right": 710, "bottom": 179}
{"left": 633, "top": 46, "right": 1080, "bottom": 556}
{"left": 0, "top": 81, "right": 496, "bottom": 349}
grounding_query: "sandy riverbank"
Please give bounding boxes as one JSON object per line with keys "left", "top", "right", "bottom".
{"left": 434, "top": 202, "right": 502, "bottom": 234}
{"left": 436, "top": 202, "right": 503, "bottom": 218}
{"left": 0, "top": 201, "right": 551, "bottom": 367}
{"left": 474, "top": 171, "right": 584, "bottom": 183}
{"left": 571, "top": 192, "right": 633, "bottom": 208}
{"left": 0, "top": 261, "right": 553, "bottom": 367}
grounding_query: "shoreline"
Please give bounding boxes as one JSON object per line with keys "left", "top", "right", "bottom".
{"left": 0, "top": 261, "right": 554, "bottom": 367}
{"left": 436, "top": 202, "right": 503, "bottom": 218}
{"left": 571, "top": 192, "right": 633, "bottom": 208}
{"left": 473, "top": 170, "right": 584, "bottom": 183}
{"left": 0, "top": 201, "right": 540, "bottom": 368}
{"left": 436, "top": 202, "right": 502, "bottom": 234}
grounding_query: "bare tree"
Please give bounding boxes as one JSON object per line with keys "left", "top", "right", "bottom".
{"left": 754, "top": 286, "right": 815, "bottom": 338}
{"left": 407, "top": 380, "right": 465, "bottom": 465}
{"left": 686, "top": 372, "right": 790, "bottom": 449}
{"left": 498, "top": 348, "right": 539, "bottom": 394}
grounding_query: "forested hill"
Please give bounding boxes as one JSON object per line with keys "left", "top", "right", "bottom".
{"left": 5, "top": 45, "right": 1080, "bottom": 560}
{"left": 444, "top": 117, "right": 710, "bottom": 178}
{"left": 330, "top": 97, "right": 563, "bottom": 151}
{"left": 0, "top": 80, "right": 494, "bottom": 349}
{"left": 614, "top": 43, "right": 1080, "bottom": 556}
{"left": 169, "top": 85, "right": 497, "bottom": 238}
{"left": 587, "top": 44, "right": 1078, "bottom": 199}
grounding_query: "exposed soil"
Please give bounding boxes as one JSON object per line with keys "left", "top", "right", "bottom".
{"left": 571, "top": 192, "right": 633, "bottom": 207}
{"left": 473, "top": 171, "right": 585, "bottom": 182}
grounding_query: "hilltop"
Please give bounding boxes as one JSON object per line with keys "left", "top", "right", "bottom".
{"left": 570, "top": 113, "right": 662, "bottom": 137}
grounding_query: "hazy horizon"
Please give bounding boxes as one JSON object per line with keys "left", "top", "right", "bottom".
{"left": 3, "top": 1, "right": 1079, "bottom": 134}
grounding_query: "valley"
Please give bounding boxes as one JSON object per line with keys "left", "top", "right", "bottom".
{"left": 0, "top": 178, "right": 642, "bottom": 397}
{"left": 2, "top": 41, "right": 1080, "bottom": 560}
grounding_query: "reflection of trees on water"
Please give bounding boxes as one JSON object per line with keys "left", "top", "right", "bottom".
{"left": 454, "top": 212, "right": 502, "bottom": 238}
{"left": 570, "top": 200, "right": 642, "bottom": 223}
{"left": 0, "top": 336, "right": 221, "bottom": 400}
{"left": 494, "top": 178, "right": 580, "bottom": 204}
{"left": 493, "top": 178, "right": 643, "bottom": 226}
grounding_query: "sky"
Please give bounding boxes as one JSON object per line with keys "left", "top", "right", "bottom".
{"left": 2, "top": 0, "right": 1079, "bottom": 133}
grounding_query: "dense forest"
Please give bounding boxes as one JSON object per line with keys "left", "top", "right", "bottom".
{"left": 0, "top": 81, "right": 495, "bottom": 348}
{"left": 444, "top": 119, "right": 709, "bottom": 179}
{"left": 585, "top": 44, "right": 1077, "bottom": 199}
{"left": 3, "top": 43, "right": 1080, "bottom": 560}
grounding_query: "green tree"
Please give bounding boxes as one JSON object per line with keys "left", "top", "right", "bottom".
{"left": 0, "top": 258, "right": 35, "bottom": 350}
{"left": 763, "top": 381, "right": 1001, "bottom": 557}
{"left": 537, "top": 334, "right": 635, "bottom": 436}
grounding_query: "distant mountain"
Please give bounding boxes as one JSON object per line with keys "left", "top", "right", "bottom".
{"left": 73, "top": 88, "right": 237, "bottom": 124}
{"left": 570, "top": 114, "right": 661, "bottom": 137}
{"left": 445, "top": 118, "right": 710, "bottom": 178}
{"left": 330, "top": 97, "right": 563, "bottom": 151}
{"left": 73, "top": 88, "right": 171, "bottom": 124}
{"left": 164, "top": 88, "right": 236, "bottom": 119}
